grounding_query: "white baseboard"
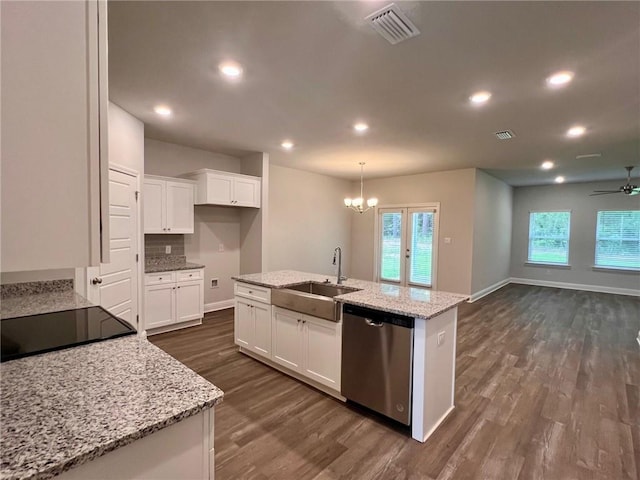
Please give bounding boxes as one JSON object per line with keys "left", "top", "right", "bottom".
{"left": 510, "top": 277, "right": 640, "bottom": 297}
{"left": 204, "top": 299, "right": 234, "bottom": 313}
{"left": 469, "top": 278, "right": 511, "bottom": 303}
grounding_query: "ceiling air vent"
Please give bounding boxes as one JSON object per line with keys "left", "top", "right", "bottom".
{"left": 366, "top": 3, "right": 420, "bottom": 45}
{"left": 495, "top": 130, "right": 516, "bottom": 140}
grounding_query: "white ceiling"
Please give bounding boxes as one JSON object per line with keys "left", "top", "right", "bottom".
{"left": 108, "top": 1, "right": 640, "bottom": 186}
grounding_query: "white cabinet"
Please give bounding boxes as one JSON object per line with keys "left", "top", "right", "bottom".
{"left": 183, "top": 169, "right": 261, "bottom": 208}
{"left": 234, "top": 282, "right": 272, "bottom": 357}
{"left": 145, "top": 269, "right": 204, "bottom": 332}
{"left": 1, "top": 0, "right": 109, "bottom": 271}
{"left": 144, "top": 176, "right": 195, "bottom": 234}
{"left": 271, "top": 306, "right": 342, "bottom": 391}
{"left": 272, "top": 308, "right": 303, "bottom": 370}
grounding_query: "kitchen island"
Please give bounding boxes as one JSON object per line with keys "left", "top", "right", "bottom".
{"left": 232, "top": 270, "right": 468, "bottom": 443}
{"left": 1, "top": 283, "right": 223, "bottom": 480}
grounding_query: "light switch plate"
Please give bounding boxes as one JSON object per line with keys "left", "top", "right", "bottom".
{"left": 165, "top": 245, "right": 171, "bottom": 254}
{"left": 437, "top": 331, "right": 445, "bottom": 346}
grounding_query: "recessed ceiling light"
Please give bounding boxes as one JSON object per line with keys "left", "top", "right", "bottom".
{"left": 546, "top": 70, "right": 574, "bottom": 87}
{"left": 541, "top": 160, "right": 554, "bottom": 170}
{"left": 281, "top": 140, "right": 294, "bottom": 150}
{"left": 469, "top": 91, "right": 492, "bottom": 104}
{"left": 219, "top": 61, "right": 243, "bottom": 79}
{"left": 353, "top": 122, "right": 369, "bottom": 133}
{"left": 154, "top": 105, "right": 172, "bottom": 117}
{"left": 566, "top": 125, "right": 586, "bottom": 138}
{"left": 555, "top": 176, "right": 565, "bottom": 184}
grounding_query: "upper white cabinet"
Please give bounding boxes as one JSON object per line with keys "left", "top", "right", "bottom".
{"left": 182, "top": 169, "right": 261, "bottom": 208}
{"left": 144, "top": 176, "right": 195, "bottom": 234}
{"left": 1, "top": 0, "right": 109, "bottom": 271}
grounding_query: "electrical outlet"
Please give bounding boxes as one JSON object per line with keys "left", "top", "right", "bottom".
{"left": 437, "top": 331, "right": 445, "bottom": 346}
{"left": 165, "top": 245, "right": 171, "bottom": 254}
{"left": 444, "top": 237, "right": 452, "bottom": 244}
{"left": 210, "top": 278, "right": 219, "bottom": 289}
{"left": 218, "top": 243, "right": 224, "bottom": 252}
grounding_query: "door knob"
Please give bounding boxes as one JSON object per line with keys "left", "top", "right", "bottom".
{"left": 91, "top": 277, "right": 103, "bottom": 285}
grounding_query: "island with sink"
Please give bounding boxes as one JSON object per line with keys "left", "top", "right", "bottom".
{"left": 232, "top": 270, "right": 468, "bottom": 443}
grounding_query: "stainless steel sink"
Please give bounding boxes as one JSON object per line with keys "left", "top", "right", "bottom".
{"left": 271, "top": 282, "right": 360, "bottom": 322}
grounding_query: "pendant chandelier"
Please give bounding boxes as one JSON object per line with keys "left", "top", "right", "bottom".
{"left": 344, "top": 162, "right": 378, "bottom": 213}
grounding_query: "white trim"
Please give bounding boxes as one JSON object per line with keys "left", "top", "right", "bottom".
{"left": 469, "top": 278, "right": 510, "bottom": 302}
{"left": 509, "top": 277, "right": 640, "bottom": 297}
{"left": 592, "top": 265, "right": 640, "bottom": 274}
{"left": 524, "top": 262, "right": 571, "bottom": 269}
{"left": 205, "top": 299, "right": 235, "bottom": 313}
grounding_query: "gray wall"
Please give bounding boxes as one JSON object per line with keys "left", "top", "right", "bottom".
{"left": 349, "top": 168, "right": 476, "bottom": 295}
{"left": 268, "top": 165, "right": 352, "bottom": 276}
{"left": 109, "top": 102, "right": 144, "bottom": 173}
{"left": 510, "top": 180, "right": 640, "bottom": 293}
{"left": 144, "top": 138, "right": 243, "bottom": 306}
{"left": 471, "top": 170, "right": 513, "bottom": 296}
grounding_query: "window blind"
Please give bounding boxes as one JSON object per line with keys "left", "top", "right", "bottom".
{"left": 595, "top": 210, "right": 640, "bottom": 269}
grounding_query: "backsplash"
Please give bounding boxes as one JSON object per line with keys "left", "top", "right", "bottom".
{"left": 145, "top": 234, "right": 185, "bottom": 257}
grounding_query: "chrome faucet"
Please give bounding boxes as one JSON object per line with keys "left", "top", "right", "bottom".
{"left": 333, "top": 247, "right": 346, "bottom": 285}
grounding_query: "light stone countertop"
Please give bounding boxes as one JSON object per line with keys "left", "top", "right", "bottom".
{"left": 0, "top": 335, "right": 224, "bottom": 480}
{"left": 144, "top": 261, "right": 205, "bottom": 274}
{"left": 1, "top": 290, "right": 93, "bottom": 319}
{"left": 232, "top": 270, "right": 468, "bottom": 319}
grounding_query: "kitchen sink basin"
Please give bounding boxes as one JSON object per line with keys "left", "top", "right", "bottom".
{"left": 271, "top": 282, "right": 361, "bottom": 322}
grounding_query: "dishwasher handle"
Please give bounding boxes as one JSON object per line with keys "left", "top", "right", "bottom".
{"left": 365, "top": 318, "right": 384, "bottom": 327}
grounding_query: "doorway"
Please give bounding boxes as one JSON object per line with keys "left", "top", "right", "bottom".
{"left": 375, "top": 204, "right": 439, "bottom": 288}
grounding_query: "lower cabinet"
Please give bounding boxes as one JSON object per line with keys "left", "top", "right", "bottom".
{"left": 145, "top": 269, "right": 204, "bottom": 332}
{"left": 234, "top": 297, "right": 271, "bottom": 357}
{"left": 272, "top": 306, "right": 342, "bottom": 391}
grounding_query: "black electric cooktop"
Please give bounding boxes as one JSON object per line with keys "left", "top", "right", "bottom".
{"left": 1, "top": 306, "right": 135, "bottom": 362}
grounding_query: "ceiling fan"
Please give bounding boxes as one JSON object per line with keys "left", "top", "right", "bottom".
{"left": 590, "top": 166, "right": 640, "bottom": 196}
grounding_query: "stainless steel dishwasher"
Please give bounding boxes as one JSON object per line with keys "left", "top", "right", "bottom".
{"left": 341, "top": 303, "right": 414, "bottom": 425}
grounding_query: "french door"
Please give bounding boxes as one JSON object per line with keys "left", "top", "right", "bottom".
{"left": 376, "top": 206, "right": 438, "bottom": 288}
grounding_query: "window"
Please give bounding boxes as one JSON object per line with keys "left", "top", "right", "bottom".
{"left": 528, "top": 211, "right": 571, "bottom": 265}
{"left": 595, "top": 210, "right": 640, "bottom": 270}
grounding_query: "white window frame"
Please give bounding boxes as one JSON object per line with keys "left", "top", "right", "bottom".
{"left": 526, "top": 210, "right": 572, "bottom": 267}
{"left": 373, "top": 202, "right": 440, "bottom": 289}
{"left": 593, "top": 209, "right": 640, "bottom": 272}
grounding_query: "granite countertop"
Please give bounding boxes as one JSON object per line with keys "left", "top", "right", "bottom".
{"left": 232, "top": 270, "right": 469, "bottom": 320}
{"left": 0, "top": 290, "right": 93, "bottom": 319}
{"left": 1, "top": 335, "right": 224, "bottom": 480}
{"left": 145, "top": 261, "right": 205, "bottom": 274}
{"left": 0, "top": 280, "right": 93, "bottom": 320}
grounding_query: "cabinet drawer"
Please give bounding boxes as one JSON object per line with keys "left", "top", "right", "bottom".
{"left": 145, "top": 272, "right": 176, "bottom": 285}
{"left": 235, "top": 282, "right": 271, "bottom": 303}
{"left": 177, "top": 269, "right": 203, "bottom": 282}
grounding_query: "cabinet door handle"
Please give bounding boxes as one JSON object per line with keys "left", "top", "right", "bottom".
{"left": 297, "top": 319, "right": 301, "bottom": 323}
{"left": 91, "top": 277, "right": 103, "bottom": 285}
{"left": 177, "top": 286, "right": 181, "bottom": 289}
{"left": 302, "top": 320, "right": 306, "bottom": 324}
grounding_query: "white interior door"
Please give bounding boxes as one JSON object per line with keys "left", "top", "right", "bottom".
{"left": 377, "top": 206, "right": 438, "bottom": 288}
{"left": 87, "top": 168, "right": 139, "bottom": 328}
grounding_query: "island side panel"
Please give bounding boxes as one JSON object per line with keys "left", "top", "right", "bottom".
{"left": 412, "top": 307, "right": 457, "bottom": 442}
{"left": 56, "top": 409, "right": 214, "bottom": 480}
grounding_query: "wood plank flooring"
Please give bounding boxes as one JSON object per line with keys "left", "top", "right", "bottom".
{"left": 150, "top": 284, "right": 640, "bottom": 479}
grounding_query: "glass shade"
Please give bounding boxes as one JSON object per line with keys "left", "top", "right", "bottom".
{"left": 353, "top": 197, "right": 364, "bottom": 207}
{"left": 344, "top": 198, "right": 352, "bottom": 207}
{"left": 367, "top": 197, "right": 378, "bottom": 207}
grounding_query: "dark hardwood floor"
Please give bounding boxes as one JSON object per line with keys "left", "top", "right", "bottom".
{"left": 150, "top": 284, "right": 640, "bottom": 479}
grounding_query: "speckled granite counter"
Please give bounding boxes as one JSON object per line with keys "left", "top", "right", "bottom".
{"left": 1, "top": 291, "right": 93, "bottom": 320}
{"left": 144, "top": 261, "right": 205, "bottom": 274}
{"left": 0, "top": 280, "right": 93, "bottom": 320}
{"left": 0, "top": 335, "right": 224, "bottom": 480}
{"left": 233, "top": 270, "right": 468, "bottom": 319}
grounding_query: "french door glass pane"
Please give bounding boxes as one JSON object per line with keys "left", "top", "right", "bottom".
{"left": 410, "top": 212, "right": 433, "bottom": 286}
{"left": 380, "top": 212, "right": 402, "bottom": 281}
